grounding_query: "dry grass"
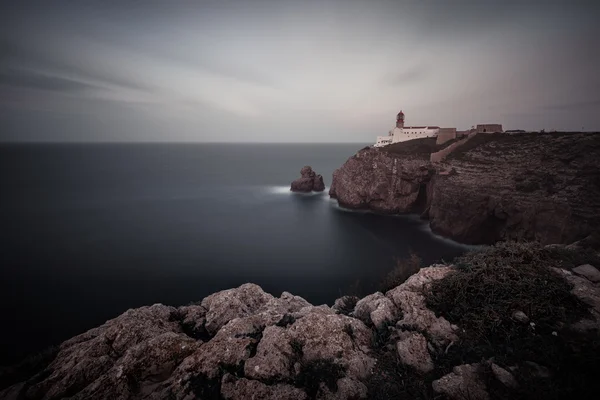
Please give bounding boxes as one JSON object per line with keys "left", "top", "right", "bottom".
{"left": 382, "top": 137, "right": 460, "bottom": 159}
{"left": 380, "top": 252, "right": 422, "bottom": 292}
{"left": 425, "top": 242, "right": 600, "bottom": 399}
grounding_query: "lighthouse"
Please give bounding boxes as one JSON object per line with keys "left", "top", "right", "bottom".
{"left": 396, "top": 110, "right": 405, "bottom": 129}
{"left": 373, "top": 109, "right": 443, "bottom": 147}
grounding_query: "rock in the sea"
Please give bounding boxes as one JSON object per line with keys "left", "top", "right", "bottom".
{"left": 291, "top": 166, "right": 326, "bottom": 192}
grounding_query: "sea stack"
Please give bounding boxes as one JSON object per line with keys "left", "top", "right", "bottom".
{"left": 291, "top": 166, "right": 325, "bottom": 192}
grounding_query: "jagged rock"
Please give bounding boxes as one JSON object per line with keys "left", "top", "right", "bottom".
{"left": 572, "top": 264, "right": 600, "bottom": 283}
{"left": 386, "top": 266, "right": 458, "bottom": 346}
{"left": 352, "top": 292, "right": 398, "bottom": 329}
{"left": 221, "top": 374, "right": 308, "bottom": 400}
{"left": 491, "top": 363, "right": 518, "bottom": 389}
{"left": 244, "top": 326, "right": 293, "bottom": 381}
{"left": 395, "top": 332, "right": 434, "bottom": 373}
{"left": 512, "top": 310, "right": 530, "bottom": 324}
{"left": 287, "top": 312, "right": 375, "bottom": 381}
{"left": 332, "top": 296, "right": 359, "bottom": 315}
{"left": 524, "top": 361, "right": 552, "bottom": 379}
{"left": 201, "top": 283, "right": 274, "bottom": 335}
{"left": 316, "top": 377, "right": 368, "bottom": 400}
{"left": 0, "top": 383, "right": 24, "bottom": 400}
{"left": 291, "top": 166, "right": 326, "bottom": 192}
{"left": 553, "top": 267, "right": 600, "bottom": 332}
{"left": 313, "top": 175, "right": 326, "bottom": 191}
{"left": 329, "top": 147, "right": 433, "bottom": 213}
{"left": 432, "top": 363, "right": 489, "bottom": 400}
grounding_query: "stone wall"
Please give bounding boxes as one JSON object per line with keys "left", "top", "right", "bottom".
{"left": 476, "top": 124, "right": 503, "bottom": 133}
{"left": 436, "top": 128, "right": 457, "bottom": 145}
{"left": 430, "top": 132, "right": 478, "bottom": 163}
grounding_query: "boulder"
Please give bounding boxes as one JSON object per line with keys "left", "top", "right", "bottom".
{"left": 352, "top": 292, "right": 398, "bottom": 329}
{"left": 512, "top": 310, "right": 530, "bottom": 324}
{"left": 291, "top": 166, "right": 326, "bottom": 192}
{"left": 201, "top": 283, "right": 274, "bottom": 335}
{"left": 572, "top": 264, "right": 600, "bottom": 283}
{"left": 395, "top": 332, "right": 434, "bottom": 373}
{"left": 386, "top": 266, "right": 458, "bottom": 346}
{"left": 432, "top": 363, "right": 489, "bottom": 400}
{"left": 491, "top": 363, "right": 518, "bottom": 389}
{"left": 221, "top": 374, "right": 308, "bottom": 400}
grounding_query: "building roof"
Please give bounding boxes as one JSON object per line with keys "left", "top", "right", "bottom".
{"left": 403, "top": 126, "right": 440, "bottom": 129}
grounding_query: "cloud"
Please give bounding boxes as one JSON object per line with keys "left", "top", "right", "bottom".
{"left": 381, "top": 65, "right": 428, "bottom": 87}
{"left": 0, "top": 67, "right": 99, "bottom": 93}
{"left": 544, "top": 99, "right": 600, "bottom": 111}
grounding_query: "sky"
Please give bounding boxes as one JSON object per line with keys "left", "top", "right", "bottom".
{"left": 1, "top": 0, "right": 599, "bottom": 142}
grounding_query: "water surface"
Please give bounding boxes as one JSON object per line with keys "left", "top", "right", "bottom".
{"left": 0, "top": 143, "right": 468, "bottom": 364}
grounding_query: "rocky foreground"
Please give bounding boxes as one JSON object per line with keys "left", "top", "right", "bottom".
{"left": 330, "top": 132, "right": 600, "bottom": 244}
{"left": 2, "top": 242, "right": 600, "bottom": 400}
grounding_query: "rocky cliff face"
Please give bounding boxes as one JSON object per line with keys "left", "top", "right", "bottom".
{"left": 329, "top": 146, "right": 434, "bottom": 213}
{"left": 330, "top": 133, "right": 600, "bottom": 244}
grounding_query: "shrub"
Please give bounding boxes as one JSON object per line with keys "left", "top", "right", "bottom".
{"left": 425, "top": 242, "right": 600, "bottom": 399}
{"left": 380, "top": 252, "right": 422, "bottom": 292}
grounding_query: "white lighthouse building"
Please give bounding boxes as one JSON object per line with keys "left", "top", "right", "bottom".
{"left": 374, "top": 110, "right": 440, "bottom": 147}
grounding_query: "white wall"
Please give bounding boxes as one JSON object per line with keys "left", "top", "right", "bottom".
{"left": 392, "top": 127, "right": 438, "bottom": 143}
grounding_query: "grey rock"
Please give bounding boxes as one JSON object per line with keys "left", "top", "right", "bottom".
{"left": 524, "top": 361, "right": 552, "bottom": 379}
{"left": 201, "top": 283, "right": 274, "bottom": 335}
{"left": 313, "top": 174, "right": 326, "bottom": 191}
{"left": 352, "top": 292, "right": 398, "bottom": 329}
{"left": 432, "top": 363, "right": 489, "bottom": 400}
{"left": 386, "top": 266, "right": 458, "bottom": 346}
{"left": 316, "top": 377, "right": 368, "bottom": 399}
{"left": 396, "top": 332, "right": 434, "bottom": 373}
{"left": 491, "top": 363, "right": 518, "bottom": 389}
{"left": 221, "top": 374, "right": 308, "bottom": 400}
{"left": 332, "top": 295, "right": 359, "bottom": 315}
{"left": 291, "top": 166, "right": 326, "bottom": 192}
{"left": 512, "top": 310, "right": 530, "bottom": 324}
{"left": 244, "top": 326, "right": 294, "bottom": 381}
{"left": 291, "top": 177, "right": 315, "bottom": 192}
{"left": 572, "top": 264, "right": 600, "bottom": 283}
{"left": 287, "top": 312, "right": 376, "bottom": 381}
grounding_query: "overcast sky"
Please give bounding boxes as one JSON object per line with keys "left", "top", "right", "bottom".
{"left": 1, "top": 0, "right": 599, "bottom": 142}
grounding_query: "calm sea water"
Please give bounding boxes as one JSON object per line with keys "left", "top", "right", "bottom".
{"left": 0, "top": 143, "right": 468, "bottom": 364}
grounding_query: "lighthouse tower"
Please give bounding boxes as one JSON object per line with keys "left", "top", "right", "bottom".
{"left": 396, "top": 110, "right": 405, "bottom": 129}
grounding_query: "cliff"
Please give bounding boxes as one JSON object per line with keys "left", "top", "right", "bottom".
{"left": 1, "top": 242, "right": 599, "bottom": 400}
{"left": 330, "top": 133, "right": 600, "bottom": 244}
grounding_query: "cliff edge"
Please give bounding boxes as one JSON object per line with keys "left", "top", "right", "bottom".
{"left": 1, "top": 242, "right": 599, "bottom": 400}
{"left": 330, "top": 133, "right": 600, "bottom": 244}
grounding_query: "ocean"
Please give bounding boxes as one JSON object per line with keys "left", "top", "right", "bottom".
{"left": 0, "top": 143, "right": 468, "bottom": 364}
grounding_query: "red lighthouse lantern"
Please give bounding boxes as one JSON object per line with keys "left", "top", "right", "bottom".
{"left": 396, "top": 110, "right": 405, "bottom": 129}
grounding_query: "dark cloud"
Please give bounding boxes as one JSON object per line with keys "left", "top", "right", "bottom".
{"left": 0, "top": 39, "right": 152, "bottom": 94}
{"left": 1, "top": 0, "right": 599, "bottom": 141}
{"left": 544, "top": 99, "right": 600, "bottom": 111}
{"left": 0, "top": 67, "right": 98, "bottom": 93}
